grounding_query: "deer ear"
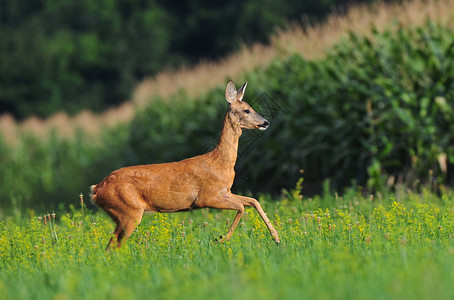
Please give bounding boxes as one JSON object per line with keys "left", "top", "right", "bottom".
{"left": 236, "top": 81, "right": 247, "bottom": 101}
{"left": 225, "top": 81, "right": 237, "bottom": 104}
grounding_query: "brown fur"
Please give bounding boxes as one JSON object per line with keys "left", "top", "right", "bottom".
{"left": 91, "top": 81, "right": 280, "bottom": 249}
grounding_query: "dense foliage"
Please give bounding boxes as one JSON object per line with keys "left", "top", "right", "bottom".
{"left": 256, "top": 21, "right": 454, "bottom": 192}
{"left": 2, "top": 21, "right": 454, "bottom": 212}
{"left": 0, "top": 0, "right": 394, "bottom": 119}
{"left": 114, "top": 21, "right": 454, "bottom": 194}
{"left": 1, "top": 190, "right": 454, "bottom": 299}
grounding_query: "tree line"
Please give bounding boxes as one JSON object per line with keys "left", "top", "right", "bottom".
{"left": 0, "top": 0, "right": 392, "bottom": 119}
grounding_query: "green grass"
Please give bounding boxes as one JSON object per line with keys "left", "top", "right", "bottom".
{"left": 1, "top": 187, "right": 454, "bottom": 299}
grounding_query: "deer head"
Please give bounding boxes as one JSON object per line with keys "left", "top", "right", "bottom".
{"left": 225, "top": 81, "right": 269, "bottom": 131}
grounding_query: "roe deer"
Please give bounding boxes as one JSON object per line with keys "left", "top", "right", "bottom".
{"left": 91, "top": 81, "right": 281, "bottom": 249}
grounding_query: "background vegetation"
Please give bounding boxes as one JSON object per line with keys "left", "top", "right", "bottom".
{"left": 2, "top": 19, "right": 454, "bottom": 213}
{"left": 1, "top": 0, "right": 393, "bottom": 119}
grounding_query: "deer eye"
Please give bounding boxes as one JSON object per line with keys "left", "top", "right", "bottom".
{"left": 244, "top": 109, "right": 251, "bottom": 114}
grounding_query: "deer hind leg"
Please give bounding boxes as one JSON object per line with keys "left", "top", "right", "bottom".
{"left": 105, "top": 207, "right": 144, "bottom": 250}
{"left": 234, "top": 195, "right": 281, "bottom": 244}
{"left": 100, "top": 185, "right": 147, "bottom": 249}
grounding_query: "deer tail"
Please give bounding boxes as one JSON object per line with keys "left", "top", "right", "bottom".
{"left": 90, "top": 184, "right": 99, "bottom": 204}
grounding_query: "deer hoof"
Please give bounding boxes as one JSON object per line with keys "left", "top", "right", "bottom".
{"left": 213, "top": 235, "right": 226, "bottom": 244}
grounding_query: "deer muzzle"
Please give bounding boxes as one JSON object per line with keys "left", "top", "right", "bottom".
{"left": 258, "top": 120, "right": 270, "bottom": 130}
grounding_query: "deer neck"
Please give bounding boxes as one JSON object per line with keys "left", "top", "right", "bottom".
{"left": 210, "top": 110, "right": 242, "bottom": 169}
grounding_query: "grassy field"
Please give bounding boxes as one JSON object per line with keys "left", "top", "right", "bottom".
{"left": 1, "top": 186, "right": 454, "bottom": 299}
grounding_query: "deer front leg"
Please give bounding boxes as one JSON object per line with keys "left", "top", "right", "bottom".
{"left": 197, "top": 194, "right": 245, "bottom": 242}
{"left": 223, "top": 209, "right": 244, "bottom": 242}
{"left": 232, "top": 194, "right": 281, "bottom": 244}
{"left": 198, "top": 193, "right": 280, "bottom": 244}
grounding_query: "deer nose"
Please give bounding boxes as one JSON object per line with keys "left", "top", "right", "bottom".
{"left": 258, "top": 120, "right": 270, "bottom": 130}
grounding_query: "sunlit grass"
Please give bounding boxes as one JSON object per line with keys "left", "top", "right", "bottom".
{"left": 1, "top": 187, "right": 454, "bottom": 299}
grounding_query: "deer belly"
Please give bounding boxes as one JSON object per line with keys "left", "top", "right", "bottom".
{"left": 145, "top": 187, "right": 198, "bottom": 213}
